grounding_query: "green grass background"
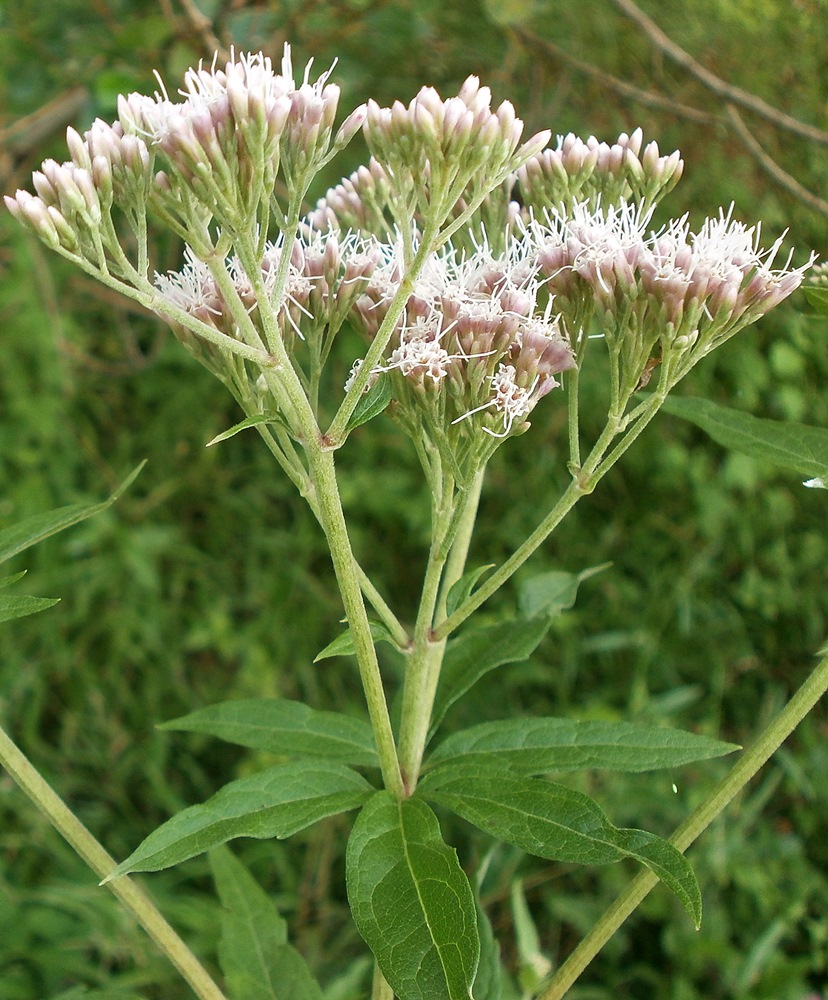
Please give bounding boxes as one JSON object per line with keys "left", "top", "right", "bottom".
{"left": 1, "top": 0, "right": 827, "bottom": 997}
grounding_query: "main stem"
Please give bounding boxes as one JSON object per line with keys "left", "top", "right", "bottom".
{"left": 397, "top": 467, "right": 457, "bottom": 792}
{"left": 538, "top": 650, "right": 828, "bottom": 1000}
{"left": 0, "top": 723, "right": 227, "bottom": 1000}
{"left": 305, "top": 442, "right": 405, "bottom": 798}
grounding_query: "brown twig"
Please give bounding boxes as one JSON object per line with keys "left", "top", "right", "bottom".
{"left": 609, "top": 0, "right": 828, "bottom": 144}
{"left": 724, "top": 104, "right": 828, "bottom": 217}
{"left": 514, "top": 27, "right": 718, "bottom": 127}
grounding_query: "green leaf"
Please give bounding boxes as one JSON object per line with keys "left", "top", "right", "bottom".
{"left": 803, "top": 285, "right": 828, "bottom": 315}
{"left": 0, "top": 570, "right": 28, "bottom": 589}
{"left": 345, "top": 375, "right": 393, "bottom": 432}
{"left": 160, "top": 699, "right": 379, "bottom": 768}
{"left": 206, "top": 413, "right": 283, "bottom": 447}
{"left": 472, "top": 897, "right": 502, "bottom": 1000}
{"left": 0, "top": 462, "right": 145, "bottom": 565}
{"left": 444, "top": 564, "right": 495, "bottom": 618}
{"left": 517, "top": 565, "right": 608, "bottom": 620}
{"left": 430, "top": 618, "right": 552, "bottom": 737}
{"left": 346, "top": 791, "right": 480, "bottom": 1000}
{"left": 314, "top": 620, "right": 399, "bottom": 661}
{"left": 0, "top": 593, "right": 60, "bottom": 624}
{"left": 210, "top": 846, "right": 323, "bottom": 1000}
{"left": 426, "top": 718, "right": 738, "bottom": 775}
{"left": 420, "top": 771, "right": 701, "bottom": 926}
{"left": 107, "top": 762, "right": 373, "bottom": 878}
{"left": 661, "top": 396, "right": 828, "bottom": 479}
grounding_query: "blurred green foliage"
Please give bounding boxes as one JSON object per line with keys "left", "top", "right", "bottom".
{"left": 1, "top": 0, "right": 827, "bottom": 997}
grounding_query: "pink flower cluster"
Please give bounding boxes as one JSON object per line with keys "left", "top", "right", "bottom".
{"left": 531, "top": 202, "right": 814, "bottom": 360}
{"left": 349, "top": 238, "right": 575, "bottom": 438}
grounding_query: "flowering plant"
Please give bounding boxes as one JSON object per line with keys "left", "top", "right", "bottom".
{"left": 2, "top": 47, "right": 825, "bottom": 1000}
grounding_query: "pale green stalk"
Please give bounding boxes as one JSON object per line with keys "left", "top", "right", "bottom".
{"left": 539, "top": 650, "right": 828, "bottom": 1000}
{"left": 326, "top": 226, "right": 440, "bottom": 443}
{"left": 43, "top": 245, "right": 274, "bottom": 367}
{"left": 433, "top": 389, "right": 668, "bottom": 641}
{"left": 436, "top": 467, "right": 486, "bottom": 621}
{"left": 0, "top": 723, "right": 227, "bottom": 1000}
{"left": 397, "top": 464, "right": 458, "bottom": 790}
{"left": 304, "top": 442, "right": 405, "bottom": 798}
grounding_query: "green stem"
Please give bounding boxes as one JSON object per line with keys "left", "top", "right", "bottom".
{"left": 0, "top": 723, "right": 227, "bottom": 1000}
{"left": 436, "top": 467, "right": 486, "bottom": 621}
{"left": 433, "top": 391, "right": 667, "bottom": 642}
{"left": 305, "top": 443, "right": 405, "bottom": 798}
{"left": 397, "top": 468, "right": 458, "bottom": 791}
{"left": 538, "top": 649, "right": 828, "bottom": 1000}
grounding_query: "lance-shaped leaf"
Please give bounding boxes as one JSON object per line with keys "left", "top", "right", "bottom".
{"left": 0, "top": 462, "right": 145, "bottom": 565}
{"left": 314, "top": 620, "right": 401, "bottom": 660}
{"left": 517, "top": 565, "right": 607, "bottom": 620}
{"left": 0, "top": 593, "right": 60, "bottom": 625}
{"left": 662, "top": 395, "right": 828, "bottom": 480}
{"left": 420, "top": 771, "right": 701, "bottom": 927}
{"left": 107, "top": 762, "right": 373, "bottom": 878}
{"left": 206, "top": 412, "right": 284, "bottom": 447}
{"left": 345, "top": 374, "right": 393, "bottom": 432}
{"left": 426, "top": 718, "right": 738, "bottom": 775}
{"left": 430, "top": 618, "right": 552, "bottom": 737}
{"left": 210, "top": 846, "right": 323, "bottom": 1000}
{"left": 346, "top": 791, "right": 480, "bottom": 1000}
{"left": 444, "top": 564, "right": 495, "bottom": 619}
{"left": 160, "top": 699, "right": 379, "bottom": 768}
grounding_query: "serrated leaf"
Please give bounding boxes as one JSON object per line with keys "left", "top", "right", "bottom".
{"left": 314, "top": 620, "right": 398, "bottom": 661}
{"left": 420, "top": 771, "right": 700, "bottom": 926}
{"left": 108, "top": 762, "right": 373, "bottom": 878}
{"left": 210, "top": 846, "right": 323, "bottom": 1000}
{"left": 160, "top": 699, "right": 379, "bottom": 768}
{"left": 206, "top": 412, "right": 283, "bottom": 447}
{"left": 0, "top": 593, "right": 60, "bottom": 624}
{"left": 430, "top": 618, "right": 552, "bottom": 737}
{"left": 0, "top": 462, "right": 145, "bottom": 565}
{"left": 345, "top": 375, "right": 393, "bottom": 432}
{"left": 803, "top": 285, "right": 828, "bottom": 315}
{"left": 426, "top": 718, "right": 738, "bottom": 775}
{"left": 346, "top": 791, "right": 480, "bottom": 1000}
{"left": 662, "top": 396, "right": 828, "bottom": 479}
{"left": 444, "top": 564, "right": 495, "bottom": 618}
{"left": 517, "top": 564, "right": 607, "bottom": 620}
